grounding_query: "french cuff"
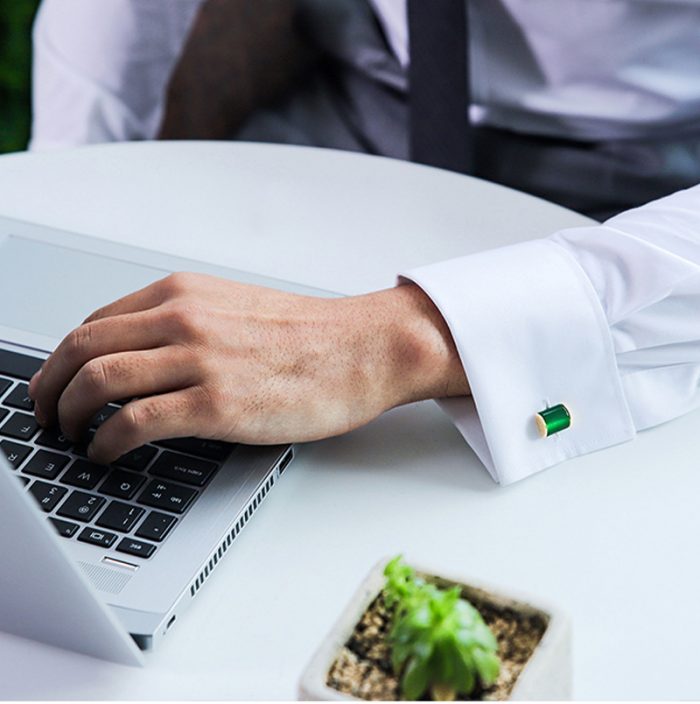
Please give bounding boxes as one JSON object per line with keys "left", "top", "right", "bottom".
{"left": 399, "top": 239, "right": 636, "bottom": 485}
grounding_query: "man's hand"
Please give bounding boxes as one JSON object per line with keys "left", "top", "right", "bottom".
{"left": 28, "top": 273, "right": 469, "bottom": 464}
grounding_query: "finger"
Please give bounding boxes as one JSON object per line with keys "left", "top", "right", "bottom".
{"left": 81, "top": 278, "right": 169, "bottom": 325}
{"left": 29, "top": 309, "right": 171, "bottom": 425}
{"left": 56, "top": 346, "right": 199, "bottom": 441}
{"left": 88, "top": 386, "right": 213, "bottom": 464}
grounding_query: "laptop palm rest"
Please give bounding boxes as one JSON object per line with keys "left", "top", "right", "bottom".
{"left": 0, "top": 455, "right": 143, "bottom": 666}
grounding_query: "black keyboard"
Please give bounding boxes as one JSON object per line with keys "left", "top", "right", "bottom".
{"left": 0, "top": 349, "right": 234, "bottom": 560}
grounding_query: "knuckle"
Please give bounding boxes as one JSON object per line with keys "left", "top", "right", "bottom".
{"left": 166, "top": 302, "right": 208, "bottom": 340}
{"left": 81, "top": 358, "right": 109, "bottom": 391}
{"left": 160, "top": 271, "right": 194, "bottom": 297}
{"left": 65, "top": 323, "right": 95, "bottom": 357}
{"left": 195, "top": 383, "right": 228, "bottom": 421}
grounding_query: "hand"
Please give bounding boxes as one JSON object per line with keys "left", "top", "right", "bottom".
{"left": 28, "top": 272, "right": 469, "bottom": 464}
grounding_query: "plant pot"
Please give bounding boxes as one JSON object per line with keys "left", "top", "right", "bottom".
{"left": 299, "top": 558, "right": 572, "bottom": 700}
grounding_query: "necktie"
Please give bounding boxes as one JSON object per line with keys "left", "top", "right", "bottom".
{"left": 407, "top": 0, "right": 471, "bottom": 173}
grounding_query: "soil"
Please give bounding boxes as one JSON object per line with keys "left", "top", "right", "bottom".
{"left": 326, "top": 577, "right": 548, "bottom": 701}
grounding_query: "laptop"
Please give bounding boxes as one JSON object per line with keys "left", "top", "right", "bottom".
{"left": 0, "top": 214, "right": 334, "bottom": 665}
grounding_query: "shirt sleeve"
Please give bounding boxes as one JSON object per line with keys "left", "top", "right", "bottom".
{"left": 400, "top": 183, "right": 700, "bottom": 485}
{"left": 30, "top": 0, "right": 203, "bottom": 151}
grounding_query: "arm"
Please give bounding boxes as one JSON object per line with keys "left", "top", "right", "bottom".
{"left": 27, "top": 276, "right": 468, "bottom": 464}
{"left": 27, "top": 184, "right": 700, "bottom": 482}
{"left": 403, "top": 183, "right": 700, "bottom": 483}
{"left": 158, "top": 0, "right": 313, "bottom": 140}
{"left": 30, "top": 0, "right": 202, "bottom": 150}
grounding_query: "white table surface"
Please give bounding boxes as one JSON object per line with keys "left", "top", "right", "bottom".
{"left": 0, "top": 141, "right": 697, "bottom": 700}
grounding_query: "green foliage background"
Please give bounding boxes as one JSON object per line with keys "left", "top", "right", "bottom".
{"left": 0, "top": 0, "right": 41, "bottom": 153}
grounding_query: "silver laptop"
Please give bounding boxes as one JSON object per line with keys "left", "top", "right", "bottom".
{"left": 0, "top": 215, "right": 333, "bottom": 664}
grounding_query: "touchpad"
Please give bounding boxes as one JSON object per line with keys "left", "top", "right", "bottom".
{"left": 0, "top": 235, "right": 170, "bottom": 339}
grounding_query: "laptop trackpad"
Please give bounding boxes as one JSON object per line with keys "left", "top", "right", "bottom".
{"left": 1, "top": 235, "right": 170, "bottom": 340}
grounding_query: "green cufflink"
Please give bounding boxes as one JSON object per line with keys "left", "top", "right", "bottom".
{"left": 535, "top": 404, "right": 571, "bottom": 438}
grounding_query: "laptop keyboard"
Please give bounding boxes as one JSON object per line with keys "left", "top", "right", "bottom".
{"left": 0, "top": 349, "right": 234, "bottom": 560}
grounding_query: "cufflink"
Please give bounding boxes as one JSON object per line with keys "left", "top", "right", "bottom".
{"left": 535, "top": 404, "right": 571, "bottom": 438}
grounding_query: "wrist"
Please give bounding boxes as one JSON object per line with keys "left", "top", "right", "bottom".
{"left": 359, "top": 284, "right": 470, "bottom": 411}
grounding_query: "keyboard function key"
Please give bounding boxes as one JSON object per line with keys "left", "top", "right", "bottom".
{"left": 96, "top": 501, "right": 144, "bottom": 533}
{"left": 0, "top": 412, "right": 39, "bottom": 441}
{"left": 135, "top": 511, "right": 177, "bottom": 542}
{"left": 35, "top": 428, "right": 72, "bottom": 452}
{"left": 1, "top": 439, "right": 31, "bottom": 469}
{"left": 78, "top": 527, "right": 117, "bottom": 548}
{"left": 138, "top": 480, "right": 197, "bottom": 514}
{"left": 49, "top": 517, "right": 80, "bottom": 538}
{"left": 98, "top": 469, "right": 145, "bottom": 500}
{"left": 116, "top": 537, "right": 156, "bottom": 559}
{"left": 57, "top": 491, "right": 105, "bottom": 522}
{"left": 29, "top": 481, "right": 68, "bottom": 512}
{"left": 150, "top": 451, "right": 217, "bottom": 487}
{"left": 115, "top": 445, "right": 157, "bottom": 471}
{"left": 3, "top": 383, "right": 34, "bottom": 411}
{"left": 61, "top": 459, "right": 109, "bottom": 490}
{"left": 24, "top": 449, "right": 70, "bottom": 480}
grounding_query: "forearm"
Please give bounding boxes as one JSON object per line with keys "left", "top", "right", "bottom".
{"left": 357, "top": 284, "right": 470, "bottom": 412}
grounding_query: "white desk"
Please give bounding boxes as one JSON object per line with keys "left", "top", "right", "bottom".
{"left": 0, "top": 142, "right": 696, "bottom": 699}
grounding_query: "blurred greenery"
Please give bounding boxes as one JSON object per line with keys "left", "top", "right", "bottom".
{"left": 0, "top": 0, "right": 41, "bottom": 153}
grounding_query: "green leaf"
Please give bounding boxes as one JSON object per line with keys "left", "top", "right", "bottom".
{"left": 473, "top": 648, "right": 501, "bottom": 686}
{"left": 402, "top": 655, "right": 430, "bottom": 701}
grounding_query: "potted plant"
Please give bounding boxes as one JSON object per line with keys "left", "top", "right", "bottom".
{"left": 299, "top": 556, "right": 571, "bottom": 700}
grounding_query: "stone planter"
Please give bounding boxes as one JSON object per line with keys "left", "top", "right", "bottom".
{"left": 299, "top": 558, "right": 572, "bottom": 700}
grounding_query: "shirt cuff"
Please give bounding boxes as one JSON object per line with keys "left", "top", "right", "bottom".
{"left": 400, "top": 239, "right": 636, "bottom": 485}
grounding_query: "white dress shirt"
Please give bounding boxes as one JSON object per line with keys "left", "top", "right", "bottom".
{"left": 30, "top": 0, "right": 700, "bottom": 484}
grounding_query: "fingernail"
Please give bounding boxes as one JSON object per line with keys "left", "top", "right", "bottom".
{"left": 87, "top": 442, "right": 97, "bottom": 461}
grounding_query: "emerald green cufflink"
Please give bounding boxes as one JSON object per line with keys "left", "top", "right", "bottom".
{"left": 535, "top": 404, "right": 571, "bottom": 438}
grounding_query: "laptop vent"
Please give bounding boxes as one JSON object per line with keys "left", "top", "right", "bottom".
{"left": 188, "top": 462, "right": 283, "bottom": 599}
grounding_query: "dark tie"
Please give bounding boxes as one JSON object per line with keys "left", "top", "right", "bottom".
{"left": 407, "top": 0, "right": 471, "bottom": 173}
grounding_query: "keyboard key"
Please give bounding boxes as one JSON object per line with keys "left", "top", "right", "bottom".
{"left": 91, "top": 405, "right": 119, "bottom": 428}
{"left": 0, "top": 408, "right": 8, "bottom": 424}
{"left": 61, "top": 459, "right": 109, "bottom": 490}
{"left": 57, "top": 491, "right": 105, "bottom": 522}
{"left": 138, "top": 480, "right": 197, "bottom": 514}
{"left": 3, "top": 383, "right": 34, "bottom": 411}
{"left": 117, "top": 537, "right": 156, "bottom": 559}
{"left": 96, "top": 501, "right": 144, "bottom": 532}
{"left": 1, "top": 439, "right": 31, "bottom": 469}
{"left": 156, "top": 437, "right": 232, "bottom": 462}
{"left": 115, "top": 445, "right": 157, "bottom": 472}
{"left": 0, "top": 412, "right": 39, "bottom": 441}
{"left": 18, "top": 476, "right": 30, "bottom": 487}
{"left": 0, "top": 350, "right": 43, "bottom": 381}
{"left": 99, "top": 469, "right": 145, "bottom": 500}
{"left": 135, "top": 511, "right": 177, "bottom": 542}
{"left": 78, "top": 527, "right": 117, "bottom": 548}
{"left": 150, "top": 451, "right": 217, "bottom": 487}
{"left": 73, "top": 430, "right": 96, "bottom": 457}
{"left": 0, "top": 378, "right": 12, "bottom": 398}
{"left": 29, "top": 481, "right": 68, "bottom": 512}
{"left": 49, "top": 517, "right": 80, "bottom": 538}
{"left": 35, "top": 428, "right": 72, "bottom": 452}
{"left": 24, "top": 449, "right": 70, "bottom": 480}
